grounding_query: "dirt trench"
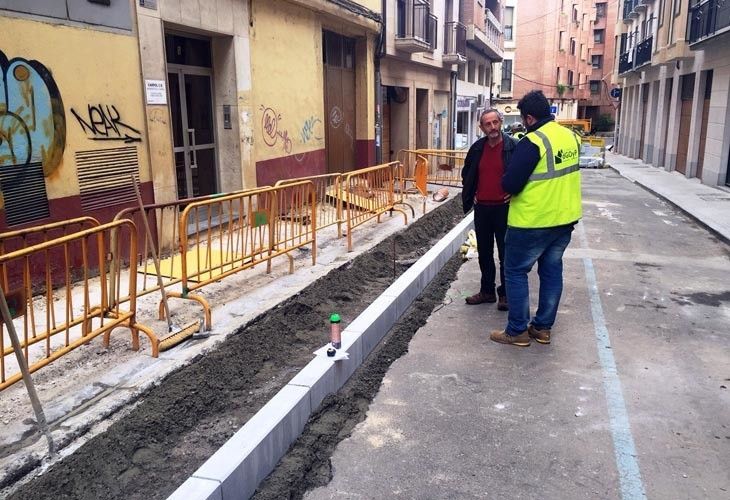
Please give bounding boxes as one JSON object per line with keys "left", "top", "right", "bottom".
{"left": 6, "top": 197, "right": 465, "bottom": 500}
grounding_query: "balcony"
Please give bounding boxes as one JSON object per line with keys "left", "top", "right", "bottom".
{"left": 395, "top": 1, "right": 435, "bottom": 53}
{"left": 442, "top": 21, "right": 467, "bottom": 64}
{"left": 634, "top": 36, "right": 652, "bottom": 68}
{"left": 622, "top": 0, "right": 639, "bottom": 22}
{"left": 465, "top": 7, "right": 503, "bottom": 61}
{"left": 689, "top": 0, "right": 730, "bottom": 47}
{"left": 618, "top": 35, "right": 653, "bottom": 74}
{"left": 618, "top": 51, "right": 633, "bottom": 74}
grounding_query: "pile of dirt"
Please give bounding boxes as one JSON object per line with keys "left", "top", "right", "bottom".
{"left": 6, "top": 197, "right": 465, "bottom": 500}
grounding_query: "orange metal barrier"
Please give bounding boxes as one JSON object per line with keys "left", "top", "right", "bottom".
{"left": 275, "top": 174, "right": 343, "bottom": 237}
{"left": 0, "top": 220, "right": 156, "bottom": 391}
{"left": 0, "top": 217, "right": 100, "bottom": 292}
{"left": 173, "top": 182, "right": 317, "bottom": 324}
{"left": 111, "top": 192, "right": 240, "bottom": 307}
{"left": 396, "top": 149, "right": 466, "bottom": 192}
{"left": 344, "top": 162, "right": 409, "bottom": 252}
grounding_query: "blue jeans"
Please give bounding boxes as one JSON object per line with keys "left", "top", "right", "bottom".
{"left": 504, "top": 224, "right": 574, "bottom": 335}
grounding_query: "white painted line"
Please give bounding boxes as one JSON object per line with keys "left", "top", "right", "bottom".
{"left": 577, "top": 222, "right": 647, "bottom": 500}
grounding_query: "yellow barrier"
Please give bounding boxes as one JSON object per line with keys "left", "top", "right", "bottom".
{"left": 558, "top": 119, "right": 592, "bottom": 134}
{"left": 174, "top": 182, "right": 317, "bottom": 323}
{"left": 111, "top": 192, "right": 246, "bottom": 309}
{"left": 0, "top": 220, "right": 157, "bottom": 391}
{"left": 397, "top": 149, "right": 466, "bottom": 191}
{"left": 275, "top": 174, "right": 343, "bottom": 238}
{"left": 344, "top": 162, "right": 408, "bottom": 252}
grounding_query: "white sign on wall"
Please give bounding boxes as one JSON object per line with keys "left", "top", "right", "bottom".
{"left": 145, "top": 80, "right": 167, "bottom": 105}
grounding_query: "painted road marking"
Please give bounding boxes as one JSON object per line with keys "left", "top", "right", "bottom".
{"left": 577, "top": 222, "right": 647, "bottom": 500}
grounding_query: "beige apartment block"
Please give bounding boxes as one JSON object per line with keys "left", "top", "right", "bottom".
{"left": 615, "top": 0, "right": 730, "bottom": 187}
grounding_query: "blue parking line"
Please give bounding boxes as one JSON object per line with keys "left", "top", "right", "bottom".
{"left": 578, "top": 223, "right": 647, "bottom": 500}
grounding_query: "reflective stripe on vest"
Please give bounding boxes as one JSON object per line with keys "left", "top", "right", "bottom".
{"left": 508, "top": 121, "right": 582, "bottom": 228}
{"left": 528, "top": 129, "right": 581, "bottom": 181}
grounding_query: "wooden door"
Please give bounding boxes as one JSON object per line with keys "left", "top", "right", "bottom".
{"left": 696, "top": 71, "right": 713, "bottom": 179}
{"left": 675, "top": 74, "right": 694, "bottom": 175}
{"left": 323, "top": 31, "right": 356, "bottom": 173}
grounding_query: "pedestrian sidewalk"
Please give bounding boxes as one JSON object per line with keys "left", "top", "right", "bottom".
{"left": 607, "top": 152, "right": 730, "bottom": 242}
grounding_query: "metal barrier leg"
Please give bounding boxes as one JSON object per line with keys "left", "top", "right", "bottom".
{"left": 164, "top": 291, "right": 212, "bottom": 331}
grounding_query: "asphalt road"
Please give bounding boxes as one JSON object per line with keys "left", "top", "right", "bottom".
{"left": 304, "top": 168, "right": 730, "bottom": 500}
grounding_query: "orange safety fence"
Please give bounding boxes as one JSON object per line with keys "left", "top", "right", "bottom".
{"left": 344, "top": 162, "right": 410, "bottom": 252}
{"left": 173, "top": 182, "right": 317, "bottom": 324}
{"left": 111, "top": 192, "right": 245, "bottom": 309}
{"left": 0, "top": 220, "right": 157, "bottom": 391}
{"left": 275, "top": 173, "right": 344, "bottom": 238}
{"left": 406, "top": 149, "right": 466, "bottom": 188}
{"left": 0, "top": 217, "right": 101, "bottom": 292}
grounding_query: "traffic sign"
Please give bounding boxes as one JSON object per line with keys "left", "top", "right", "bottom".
{"left": 610, "top": 88, "right": 622, "bottom": 99}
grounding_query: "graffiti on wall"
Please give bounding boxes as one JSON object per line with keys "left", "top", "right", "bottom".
{"left": 260, "top": 105, "right": 293, "bottom": 154}
{"left": 71, "top": 104, "right": 142, "bottom": 143}
{"left": 300, "top": 116, "right": 323, "bottom": 145}
{"left": 0, "top": 50, "right": 66, "bottom": 175}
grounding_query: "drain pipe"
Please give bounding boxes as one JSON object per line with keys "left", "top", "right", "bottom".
{"left": 375, "top": 0, "right": 386, "bottom": 164}
{"left": 450, "top": 70, "right": 457, "bottom": 149}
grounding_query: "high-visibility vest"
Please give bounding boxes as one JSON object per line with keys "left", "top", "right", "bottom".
{"left": 508, "top": 121, "right": 582, "bottom": 228}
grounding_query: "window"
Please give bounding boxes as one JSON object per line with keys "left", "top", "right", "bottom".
{"left": 559, "top": 31, "right": 565, "bottom": 50}
{"left": 590, "top": 80, "right": 600, "bottom": 94}
{"left": 478, "top": 64, "right": 485, "bottom": 85}
{"left": 504, "top": 7, "right": 514, "bottom": 41}
{"left": 467, "top": 60, "right": 476, "bottom": 83}
{"left": 556, "top": 67, "right": 561, "bottom": 84}
{"left": 592, "top": 54, "right": 603, "bottom": 68}
{"left": 594, "top": 29, "right": 605, "bottom": 44}
{"left": 567, "top": 70, "right": 574, "bottom": 86}
{"left": 501, "top": 59, "right": 513, "bottom": 92}
{"left": 457, "top": 64, "right": 465, "bottom": 81}
{"left": 572, "top": 4, "right": 578, "bottom": 22}
{"left": 570, "top": 38, "right": 576, "bottom": 54}
{"left": 580, "top": 43, "right": 585, "bottom": 60}
{"left": 596, "top": 2, "right": 607, "bottom": 18}
{"left": 457, "top": 111, "right": 469, "bottom": 134}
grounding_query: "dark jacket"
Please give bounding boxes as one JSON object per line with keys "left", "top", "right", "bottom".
{"left": 461, "top": 132, "right": 518, "bottom": 214}
{"left": 501, "top": 116, "right": 552, "bottom": 195}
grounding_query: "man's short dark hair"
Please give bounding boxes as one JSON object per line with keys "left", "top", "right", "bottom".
{"left": 479, "top": 108, "right": 503, "bottom": 123}
{"left": 517, "top": 90, "right": 551, "bottom": 121}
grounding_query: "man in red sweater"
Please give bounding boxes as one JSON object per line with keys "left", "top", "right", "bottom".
{"left": 461, "top": 109, "right": 518, "bottom": 310}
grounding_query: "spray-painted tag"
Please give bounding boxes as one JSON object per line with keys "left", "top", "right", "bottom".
{"left": 253, "top": 210, "right": 268, "bottom": 227}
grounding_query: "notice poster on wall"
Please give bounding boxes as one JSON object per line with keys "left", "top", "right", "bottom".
{"left": 145, "top": 80, "right": 167, "bottom": 105}
{"left": 139, "top": 0, "right": 157, "bottom": 9}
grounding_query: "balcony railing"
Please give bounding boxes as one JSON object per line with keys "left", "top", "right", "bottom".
{"left": 618, "top": 35, "right": 653, "bottom": 74}
{"left": 689, "top": 0, "right": 730, "bottom": 45}
{"left": 443, "top": 21, "right": 466, "bottom": 64}
{"left": 634, "top": 35, "right": 652, "bottom": 67}
{"left": 395, "top": 1, "right": 436, "bottom": 53}
{"left": 428, "top": 13, "right": 438, "bottom": 51}
{"left": 484, "top": 8, "right": 503, "bottom": 48}
{"left": 623, "top": 0, "right": 639, "bottom": 21}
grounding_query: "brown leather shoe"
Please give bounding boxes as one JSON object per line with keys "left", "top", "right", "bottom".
{"left": 465, "top": 292, "right": 497, "bottom": 305}
{"left": 528, "top": 324, "right": 551, "bottom": 344}
{"left": 497, "top": 295, "right": 508, "bottom": 311}
{"left": 490, "top": 329, "right": 530, "bottom": 347}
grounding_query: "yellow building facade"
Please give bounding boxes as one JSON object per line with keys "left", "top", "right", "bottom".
{"left": 0, "top": 4, "right": 152, "bottom": 229}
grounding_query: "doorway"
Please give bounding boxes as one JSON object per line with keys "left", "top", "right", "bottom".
{"left": 323, "top": 31, "right": 356, "bottom": 173}
{"left": 639, "top": 84, "right": 649, "bottom": 159}
{"left": 696, "top": 71, "right": 712, "bottom": 180}
{"left": 675, "top": 74, "right": 695, "bottom": 175}
{"left": 166, "top": 34, "right": 218, "bottom": 198}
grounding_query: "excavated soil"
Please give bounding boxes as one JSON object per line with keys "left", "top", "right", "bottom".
{"left": 7, "top": 197, "right": 465, "bottom": 500}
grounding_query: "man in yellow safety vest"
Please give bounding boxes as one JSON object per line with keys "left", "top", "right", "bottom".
{"left": 490, "top": 90, "right": 582, "bottom": 347}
